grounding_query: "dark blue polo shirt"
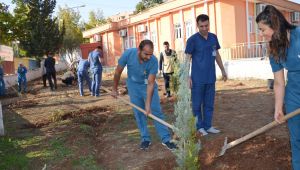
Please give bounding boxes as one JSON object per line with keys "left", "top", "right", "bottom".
{"left": 185, "top": 32, "right": 220, "bottom": 85}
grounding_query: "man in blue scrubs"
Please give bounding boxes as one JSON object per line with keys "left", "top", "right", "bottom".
{"left": 112, "top": 40, "right": 176, "bottom": 150}
{"left": 77, "top": 59, "right": 91, "bottom": 96}
{"left": 88, "top": 46, "right": 103, "bottom": 97}
{"left": 17, "top": 63, "right": 27, "bottom": 93}
{"left": 185, "top": 14, "right": 227, "bottom": 136}
{"left": 0, "top": 63, "right": 5, "bottom": 96}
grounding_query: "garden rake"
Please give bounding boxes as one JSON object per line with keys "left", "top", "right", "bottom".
{"left": 219, "top": 108, "right": 300, "bottom": 157}
{"left": 101, "top": 86, "right": 178, "bottom": 132}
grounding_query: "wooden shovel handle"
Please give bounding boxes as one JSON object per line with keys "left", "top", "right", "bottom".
{"left": 226, "top": 108, "right": 300, "bottom": 149}
{"left": 101, "top": 87, "right": 176, "bottom": 131}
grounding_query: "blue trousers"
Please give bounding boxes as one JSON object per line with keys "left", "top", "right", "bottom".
{"left": 0, "top": 77, "right": 5, "bottom": 96}
{"left": 286, "top": 105, "right": 300, "bottom": 170}
{"left": 191, "top": 84, "right": 215, "bottom": 130}
{"left": 77, "top": 71, "right": 91, "bottom": 96}
{"left": 18, "top": 77, "right": 27, "bottom": 92}
{"left": 127, "top": 82, "right": 171, "bottom": 143}
{"left": 91, "top": 69, "right": 102, "bottom": 96}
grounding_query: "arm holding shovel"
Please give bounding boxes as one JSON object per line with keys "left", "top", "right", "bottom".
{"left": 273, "top": 69, "right": 285, "bottom": 124}
{"left": 112, "top": 65, "right": 123, "bottom": 98}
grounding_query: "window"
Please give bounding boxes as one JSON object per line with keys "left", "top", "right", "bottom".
{"left": 175, "top": 24, "right": 182, "bottom": 39}
{"left": 129, "top": 36, "right": 136, "bottom": 48}
{"left": 150, "top": 30, "right": 157, "bottom": 45}
{"left": 124, "top": 38, "right": 129, "bottom": 50}
{"left": 248, "top": 16, "right": 254, "bottom": 33}
{"left": 185, "top": 21, "right": 193, "bottom": 38}
{"left": 143, "top": 32, "right": 149, "bottom": 40}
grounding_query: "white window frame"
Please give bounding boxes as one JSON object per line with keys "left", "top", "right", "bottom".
{"left": 185, "top": 21, "right": 193, "bottom": 38}
{"left": 174, "top": 23, "right": 182, "bottom": 39}
{"left": 129, "top": 36, "right": 136, "bottom": 48}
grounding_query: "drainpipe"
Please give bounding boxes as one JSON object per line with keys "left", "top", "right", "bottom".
{"left": 127, "top": 27, "right": 129, "bottom": 49}
{"left": 180, "top": 10, "right": 184, "bottom": 51}
{"left": 191, "top": 6, "right": 196, "bottom": 34}
{"left": 155, "top": 19, "right": 160, "bottom": 52}
{"left": 246, "top": 0, "right": 250, "bottom": 49}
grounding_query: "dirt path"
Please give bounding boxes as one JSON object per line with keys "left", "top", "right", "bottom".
{"left": 0, "top": 76, "right": 291, "bottom": 169}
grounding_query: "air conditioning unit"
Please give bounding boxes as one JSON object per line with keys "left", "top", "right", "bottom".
{"left": 93, "top": 34, "right": 101, "bottom": 42}
{"left": 291, "top": 12, "right": 300, "bottom": 23}
{"left": 137, "top": 25, "right": 146, "bottom": 33}
{"left": 119, "top": 29, "right": 127, "bottom": 37}
{"left": 256, "top": 3, "right": 266, "bottom": 15}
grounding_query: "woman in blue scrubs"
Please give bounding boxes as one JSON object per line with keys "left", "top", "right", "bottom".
{"left": 256, "top": 5, "right": 300, "bottom": 170}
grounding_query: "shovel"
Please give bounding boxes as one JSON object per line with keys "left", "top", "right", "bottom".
{"left": 101, "top": 86, "right": 177, "bottom": 131}
{"left": 6, "top": 81, "right": 22, "bottom": 97}
{"left": 219, "top": 108, "right": 300, "bottom": 157}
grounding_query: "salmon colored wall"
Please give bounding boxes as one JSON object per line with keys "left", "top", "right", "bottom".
{"left": 208, "top": 2, "right": 217, "bottom": 34}
{"left": 218, "top": 0, "right": 248, "bottom": 47}
{"left": 183, "top": 9, "right": 192, "bottom": 21}
{"left": 159, "top": 15, "right": 172, "bottom": 52}
{"left": 195, "top": 4, "right": 205, "bottom": 16}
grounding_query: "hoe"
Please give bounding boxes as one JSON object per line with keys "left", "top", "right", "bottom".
{"left": 219, "top": 108, "right": 300, "bottom": 157}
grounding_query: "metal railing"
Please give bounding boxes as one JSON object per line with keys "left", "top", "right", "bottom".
{"left": 219, "top": 41, "right": 268, "bottom": 60}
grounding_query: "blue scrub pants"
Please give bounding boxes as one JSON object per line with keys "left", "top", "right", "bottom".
{"left": 0, "top": 77, "right": 5, "bottom": 95}
{"left": 191, "top": 83, "right": 215, "bottom": 130}
{"left": 91, "top": 69, "right": 102, "bottom": 96}
{"left": 286, "top": 105, "right": 300, "bottom": 170}
{"left": 77, "top": 71, "right": 91, "bottom": 96}
{"left": 127, "top": 82, "right": 171, "bottom": 143}
{"left": 18, "top": 77, "right": 27, "bottom": 92}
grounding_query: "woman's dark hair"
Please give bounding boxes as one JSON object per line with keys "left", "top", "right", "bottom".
{"left": 256, "top": 5, "right": 296, "bottom": 62}
{"left": 139, "top": 40, "right": 154, "bottom": 50}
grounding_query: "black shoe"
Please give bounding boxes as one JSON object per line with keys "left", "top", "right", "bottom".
{"left": 140, "top": 141, "right": 151, "bottom": 150}
{"left": 162, "top": 141, "right": 177, "bottom": 150}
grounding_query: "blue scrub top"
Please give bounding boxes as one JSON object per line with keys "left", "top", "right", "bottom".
{"left": 17, "top": 66, "right": 27, "bottom": 79}
{"left": 118, "top": 48, "right": 158, "bottom": 86}
{"left": 185, "top": 32, "right": 220, "bottom": 84}
{"left": 269, "top": 26, "right": 300, "bottom": 107}
{"left": 77, "top": 59, "right": 90, "bottom": 72}
{"left": 88, "top": 51, "right": 102, "bottom": 72}
{"left": 0, "top": 67, "right": 3, "bottom": 78}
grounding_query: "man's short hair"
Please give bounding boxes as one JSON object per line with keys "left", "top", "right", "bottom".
{"left": 163, "top": 41, "right": 169, "bottom": 46}
{"left": 139, "top": 40, "right": 154, "bottom": 50}
{"left": 96, "top": 46, "right": 102, "bottom": 50}
{"left": 196, "top": 14, "right": 209, "bottom": 23}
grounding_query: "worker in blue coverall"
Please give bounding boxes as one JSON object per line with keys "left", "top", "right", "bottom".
{"left": 88, "top": 46, "right": 103, "bottom": 97}
{"left": 0, "top": 64, "right": 5, "bottom": 96}
{"left": 77, "top": 59, "right": 91, "bottom": 96}
{"left": 185, "top": 14, "right": 227, "bottom": 136}
{"left": 112, "top": 40, "right": 176, "bottom": 151}
{"left": 17, "top": 63, "right": 27, "bottom": 93}
{"left": 257, "top": 5, "right": 300, "bottom": 170}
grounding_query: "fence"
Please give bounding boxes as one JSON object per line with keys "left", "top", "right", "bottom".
{"left": 219, "top": 41, "right": 268, "bottom": 60}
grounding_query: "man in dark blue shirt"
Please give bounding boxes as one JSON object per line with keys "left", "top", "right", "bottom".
{"left": 185, "top": 14, "right": 227, "bottom": 136}
{"left": 44, "top": 52, "right": 57, "bottom": 91}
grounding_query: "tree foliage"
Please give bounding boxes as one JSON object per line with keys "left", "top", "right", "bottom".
{"left": 84, "top": 9, "right": 107, "bottom": 30}
{"left": 57, "top": 6, "right": 83, "bottom": 56}
{"left": 173, "top": 57, "right": 201, "bottom": 169}
{"left": 13, "top": 0, "right": 64, "bottom": 59}
{"left": 0, "top": 2, "right": 14, "bottom": 44}
{"left": 135, "top": 0, "right": 164, "bottom": 13}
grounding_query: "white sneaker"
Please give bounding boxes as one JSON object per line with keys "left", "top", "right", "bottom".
{"left": 206, "top": 127, "right": 221, "bottom": 134}
{"left": 198, "top": 128, "right": 208, "bottom": 136}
